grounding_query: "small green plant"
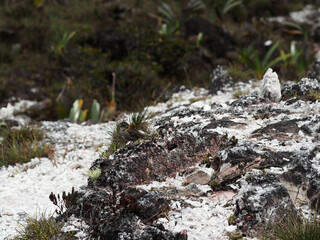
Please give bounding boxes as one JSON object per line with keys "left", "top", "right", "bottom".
{"left": 282, "top": 41, "right": 315, "bottom": 74}
{"left": 203, "top": 0, "right": 242, "bottom": 25}
{"left": 0, "top": 125, "right": 52, "bottom": 167}
{"left": 228, "top": 215, "right": 236, "bottom": 225}
{"left": 157, "top": 2, "right": 180, "bottom": 38}
{"left": 68, "top": 99, "right": 87, "bottom": 122}
{"left": 228, "top": 230, "right": 243, "bottom": 239}
{"left": 238, "top": 41, "right": 291, "bottom": 78}
{"left": 68, "top": 99, "right": 101, "bottom": 122}
{"left": 196, "top": 32, "right": 203, "bottom": 48}
{"left": 100, "top": 108, "right": 152, "bottom": 160}
{"left": 88, "top": 167, "right": 101, "bottom": 183}
{"left": 264, "top": 207, "right": 320, "bottom": 240}
{"left": 308, "top": 91, "right": 320, "bottom": 101}
{"left": 282, "top": 21, "right": 310, "bottom": 41}
{"left": 100, "top": 123, "right": 126, "bottom": 160}
{"left": 218, "top": 0, "right": 242, "bottom": 21}
{"left": 188, "top": 0, "right": 206, "bottom": 14}
{"left": 90, "top": 99, "right": 101, "bottom": 121}
{"left": 200, "top": 153, "right": 212, "bottom": 167}
{"left": 210, "top": 180, "right": 219, "bottom": 188}
{"left": 129, "top": 108, "right": 151, "bottom": 133}
{"left": 15, "top": 212, "right": 73, "bottom": 240}
{"left": 51, "top": 31, "right": 76, "bottom": 56}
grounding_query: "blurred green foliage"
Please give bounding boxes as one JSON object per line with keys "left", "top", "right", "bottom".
{"left": 0, "top": 0, "right": 318, "bottom": 121}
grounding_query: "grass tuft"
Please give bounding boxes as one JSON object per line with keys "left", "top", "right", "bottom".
{"left": 129, "top": 107, "right": 151, "bottom": 133}
{"left": 100, "top": 123, "right": 126, "bottom": 160}
{"left": 264, "top": 206, "right": 320, "bottom": 240}
{"left": 0, "top": 125, "right": 53, "bottom": 167}
{"left": 100, "top": 108, "right": 153, "bottom": 160}
{"left": 14, "top": 212, "right": 75, "bottom": 240}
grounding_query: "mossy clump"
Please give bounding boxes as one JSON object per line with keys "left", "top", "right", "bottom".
{"left": 0, "top": 125, "right": 53, "bottom": 167}
{"left": 307, "top": 91, "right": 320, "bottom": 102}
{"left": 201, "top": 154, "right": 212, "bottom": 167}
{"left": 210, "top": 180, "right": 219, "bottom": 189}
{"left": 228, "top": 230, "right": 243, "bottom": 240}
{"left": 228, "top": 215, "right": 236, "bottom": 225}
{"left": 88, "top": 167, "right": 101, "bottom": 183}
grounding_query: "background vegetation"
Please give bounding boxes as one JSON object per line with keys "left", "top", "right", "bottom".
{"left": 0, "top": 0, "right": 319, "bottom": 121}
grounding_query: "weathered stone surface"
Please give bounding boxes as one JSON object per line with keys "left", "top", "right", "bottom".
{"left": 99, "top": 214, "right": 184, "bottom": 240}
{"left": 88, "top": 132, "right": 221, "bottom": 190}
{"left": 251, "top": 118, "right": 309, "bottom": 141}
{"left": 234, "top": 174, "right": 292, "bottom": 235}
{"left": 185, "top": 169, "right": 211, "bottom": 185}
{"left": 282, "top": 77, "right": 320, "bottom": 100}
{"left": 210, "top": 65, "right": 233, "bottom": 94}
{"left": 309, "top": 59, "right": 320, "bottom": 80}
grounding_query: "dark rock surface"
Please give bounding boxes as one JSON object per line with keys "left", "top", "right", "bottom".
{"left": 309, "top": 59, "right": 320, "bottom": 81}
{"left": 210, "top": 65, "right": 233, "bottom": 94}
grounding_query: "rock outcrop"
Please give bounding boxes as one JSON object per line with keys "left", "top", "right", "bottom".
{"left": 57, "top": 69, "right": 320, "bottom": 239}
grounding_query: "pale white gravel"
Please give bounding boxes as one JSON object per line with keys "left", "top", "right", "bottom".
{"left": 0, "top": 121, "right": 114, "bottom": 239}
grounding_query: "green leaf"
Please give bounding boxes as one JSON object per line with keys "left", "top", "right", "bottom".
{"left": 91, "top": 99, "right": 100, "bottom": 121}
{"left": 69, "top": 99, "right": 81, "bottom": 122}
{"left": 196, "top": 32, "right": 203, "bottom": 47}
{"left": 282, "top": 21, "right": 302, "bottom": 31}
{"left": 158, "top": 2, "right": 176, "bottom": 23}
{"left": 264, "top": 52, "right": 292, "bottom": 70}
{"left": 159, "top": 23, "right": 168, "bottom": 35}
{"left": 253, "top": 51, "right": 261, "bottom": 70}
{"left": 222, "top": 0, "right": 242, "bottom": 15}
{"left": 79, "top": 109, "right": 88, "bottom": 122}
{"left": 262, "top": 41, "right": 280, "bottom": 68}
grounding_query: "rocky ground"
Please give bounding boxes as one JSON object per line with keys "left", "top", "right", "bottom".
{"left": 55, "top": 67, "right": 320, "bottom": 239}
{"left": 1, "top": 65, "right": 320, "bottom": 239}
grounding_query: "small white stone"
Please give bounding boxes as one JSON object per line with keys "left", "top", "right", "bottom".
{"left": 298, "top": 130, "right": 305, "bottom": 137}
{"left": 203, "top": 105, "right": 211, "bottom": 111}
{"left": 259, "top": 68, "right": 281, "bottom": 102}
{"left": 225, "top": 225, "right": 237, "bottom": 232}
{"left": 0, "top": 103, "right": 14, "bottom": 120}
